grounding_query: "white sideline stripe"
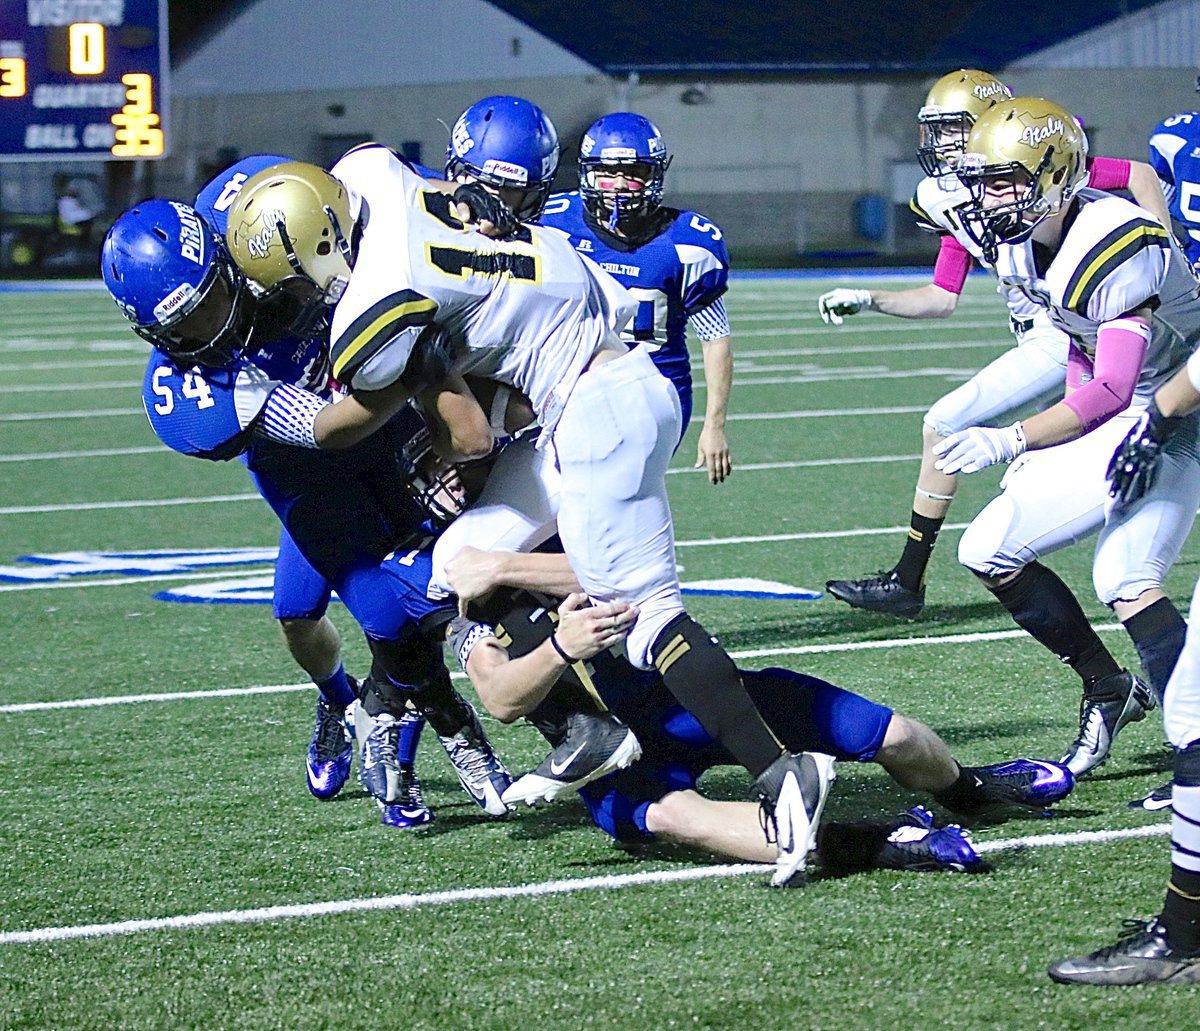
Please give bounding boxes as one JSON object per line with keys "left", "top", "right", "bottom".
{"left": 0, "top": 681, "right": 312, "bottom": 713}
{"left": 0, "top": 358, "right": 145, "bottom": 373}
{"left": 0, "top": 568, "right": 274, "bottom": 594}
{"left": 731, "top": 339, "right": 1006, "bottom": 357}
{"left": 0, "top": 622, "right": 1126, "bottom": 713}
{"left": 0, "top": 446, "right": 161, "bottom": 463}
{"left": 0, "top": 380, "right": 135, "bottom": 394}
{"left": 667, "top": 454, "right": 918, "bottom": 475}
{"left": 0, "top": 823, "right": 1170, "bottom": 945}
{"left": 729, "top": 622, "right": 1122, "bottom": 660}
{"left": 0, "top": 449, "right": 918, "bottom": 471}
{"left": 716, "top": 368, "right": 974, "bottom": 388}
{"left": 0, "top": 408, "right": 138, "bottom": 422}
{"left": 0, "top": 404, "right": 925, "bottom": 427}
{"left": 0, "top": 494, "right": 258, "bottom": 515}
{"left": 725, "top": 405, "right": 927, "bottom": 421}
{"left": 675, "top": 521, "right": 970, "bottom": 547}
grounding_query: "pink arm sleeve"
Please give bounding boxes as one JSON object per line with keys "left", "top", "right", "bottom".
{"left": 1087, "top": 156, "right": 1131, "bottom": 192}
{"left": 1062, "top": 319, "right": 1151, "bottom": 432}
{"left": 931, "top": 234, "right": 973, "bottom": 294}
{"left": 1066, "top": 344, "right": 1093, "bottom": 392}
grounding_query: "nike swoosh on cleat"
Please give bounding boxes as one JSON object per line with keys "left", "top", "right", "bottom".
{"left": 549, "top": 741, "right": 588, "bottom": 777}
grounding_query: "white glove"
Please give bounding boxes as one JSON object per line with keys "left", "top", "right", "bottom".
{"left": 933, "top": 422, "right": 1027, "bottom": 475}
{"left": 818, "top": 288, "right": 873, "bottom": 325}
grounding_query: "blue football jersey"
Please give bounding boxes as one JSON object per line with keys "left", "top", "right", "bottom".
{"left": 538, "top": 192, "right": 730, "bottom": 400}
{"left": 1149, "top": 112, "right": 1200, "bottom": 267}
{"left": 141, "top": 155, "right": 332, "bottom": 461}
{"left": 141, "top": 337, "right": 328, "bottom": 461}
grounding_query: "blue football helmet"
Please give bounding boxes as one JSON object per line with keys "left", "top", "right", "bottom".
{"left": 445, "top": 95, "right": 560, "bottom": 221}
{"left": 101, "top": 199, "right": 252, "bottom": 367}
{"left": 578, "top": 112, "right": 673, "bottom": 232}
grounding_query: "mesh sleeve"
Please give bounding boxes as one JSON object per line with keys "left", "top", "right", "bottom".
{"left": 254, "top": 383, "right": 329, "bottom": 449}
{"left": 446, "top": 615, "right": 497, "bottom": 672}
{"left": 687, "top": 297, "right": 730, "bottom": 341}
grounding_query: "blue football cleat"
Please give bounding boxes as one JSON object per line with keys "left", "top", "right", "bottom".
{"left": 379, "top": 769, "right": 433, "bottom": 829}
{"left": 878, "top": 806, "right": 989, "bottom": 873}
{"left": 970, "top": 758, "right": 1075, "bottom": 811}
{"left": 306, "top": 696, "right": 353, "bottom": 800}
{"left": 438, "top": 702, "right": 513, "bottom": 817}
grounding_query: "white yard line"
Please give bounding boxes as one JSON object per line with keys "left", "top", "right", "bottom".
{"left": 0, "top": 494, "right": 259, "bottom": 515}
{"left": 0, "top": 407, "right": 140, "bottom": 422}
{"left": 0, "top": 446, "right": 163, "bottom": 463}
{"left": 0, "top": 380, "right": 136, "bottom": 394}
{"left": 0, "top": 823, "right": 1169, "bottom": 945}
{"left": 0, "top": 448, "right": 917, "bottom": 470}
{"left": 0, "top": 622, "right": 1126, "bottom": 713}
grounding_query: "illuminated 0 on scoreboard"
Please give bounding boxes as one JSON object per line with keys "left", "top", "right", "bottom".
{"left": 0, "top": 0, "right": 168, "bottom": 161}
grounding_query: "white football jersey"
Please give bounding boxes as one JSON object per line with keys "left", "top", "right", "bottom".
{"left": 910, "top": 173, "right": 1041, "bottom": 320}
{"left": 327, "top": 145, "right": 636, "bottom": 429}
{"left": 990, "top": 189, "right": 1198, "bottom": 398}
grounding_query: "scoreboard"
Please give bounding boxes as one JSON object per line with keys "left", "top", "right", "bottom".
{"left": 0, "top": 0, "right": 168, "bottom": 161}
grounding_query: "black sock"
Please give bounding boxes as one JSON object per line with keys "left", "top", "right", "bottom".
{"left": 1162, "top": 865, "right": 1200, "bottom": 955}
{"left": 986, "top": 563, "right": 1121, "bottom": 686}
{"left": 1122, "top": 598, "right": 1187, "bottom": 706}
{"left": 932, "top": 763, "right": 986, "bottom": 816}
{"left": 650, "top": 613, "right": 781, "bottom": 778}
{"left": 894, "top": 511, "right": 944, "bottom": 591}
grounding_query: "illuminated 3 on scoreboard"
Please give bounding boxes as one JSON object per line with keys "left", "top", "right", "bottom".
{"left": 0, "top": 0, "right": 168, "bottom": 161}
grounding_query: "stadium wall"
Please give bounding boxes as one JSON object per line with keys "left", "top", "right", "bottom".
{"left": 160, "top": 67, "right": 1191, "bottom": 263}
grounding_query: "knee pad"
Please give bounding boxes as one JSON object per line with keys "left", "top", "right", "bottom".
{"left": 923, "top": 386, "right": 980, "bottom": 439}
{"left": 1177, "top": 740, "right": 1200, "bottom": 788}
{"left": 957, "top": 501, "right": 1022, "bottom": 577}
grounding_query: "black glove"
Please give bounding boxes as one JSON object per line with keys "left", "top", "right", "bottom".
{"left": 451, "top": 182, "right": 519, "bottom": 238}
{"left": 1106, "top": 400, "right": 1184, "bottom": 506}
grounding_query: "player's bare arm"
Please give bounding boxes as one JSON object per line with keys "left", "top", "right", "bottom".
{"left": 446, "top": 546, "right": 584, "bottom": 605}
{"left": 1125, "top": 159, "right": 1174, "bottom": 229}
{"left": 313, "top": 377, "right": 412, "bottom": 450}
{"left": 417, "top": 373, "right": 495, "bottom": 462}
{"left": 466, "top": 594, "right": 637, "bottom": 723}
{"left": 696, "top": 334, "right": 733, "bottom": 483}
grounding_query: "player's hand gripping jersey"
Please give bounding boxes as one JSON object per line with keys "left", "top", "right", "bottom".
{"left": 327, "top": 145, "right": 636, "bottom": 435}
{"left": 538, "top": 191, "right": 729, "bottom": 404}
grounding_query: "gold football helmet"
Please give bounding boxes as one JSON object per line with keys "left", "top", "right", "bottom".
{"left": 225, "top": 161, "right": 355, "bottom": 308}
{"left": 957, "top": 96, "right": 1089, "bottom": 259}
{"left": 917, "top": 69, "right": 1012, "bottom": 176}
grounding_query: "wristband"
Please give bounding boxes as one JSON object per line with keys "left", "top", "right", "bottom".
{"left": 549, "top": 634, "right": 579, "bottom": 664}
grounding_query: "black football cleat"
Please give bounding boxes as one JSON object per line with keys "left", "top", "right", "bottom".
{"left": 825, "top": 570, "right": 924, "bottom": 618}
{"left": 1060, "top": 670, "right": 1154, "bottom": 777}
{"left": 501, "top": 711, "right": 641, "bottom": 807}
{"left": 1128, "top": 780, "right": 1173, "bottom": 812}
{"left": 1048, "top": 918, "right": 1200, "bottom": 985}
{"left": 754, "top": 752, "right": 836, "bottom": 887}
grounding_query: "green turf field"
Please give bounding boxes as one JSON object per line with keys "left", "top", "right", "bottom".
{"left": 1, "top": 278, "right": 1195, "bottom": 1029}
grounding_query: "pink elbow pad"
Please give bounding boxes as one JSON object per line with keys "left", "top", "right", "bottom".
{"left": 1063, "top": 319, "right": 1151, "bottom": 431}
{"left": 1087, "top": 156, "right": 1131, "bottom": 192}
{"left": 932, "top": 235, "right": 972, "bottom": 294}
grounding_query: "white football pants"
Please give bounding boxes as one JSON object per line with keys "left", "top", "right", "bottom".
{"left": 553, "top": 346, "right": 685, "bottom": 669}
{"left": 1165, "top": 577, "right": 1200, "bottom": 749}
{"left": 924, "top": 314, "right": 1069, "bottom": 437}
{"left": 958, "top": 402, "right": 1200, "bottom": 605}
{"left": 428, "top": 434, "right": 560, "bottom": 600}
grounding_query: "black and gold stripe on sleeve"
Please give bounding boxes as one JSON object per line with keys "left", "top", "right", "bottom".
{"left": 331, "top": 289, "right": 438, "bottom": 382}
{"left": 1063, "top": 218, "right": 1170, "bottom": 317}
{"left": 909, "top": 191, "right": 939, "bottom": 233}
